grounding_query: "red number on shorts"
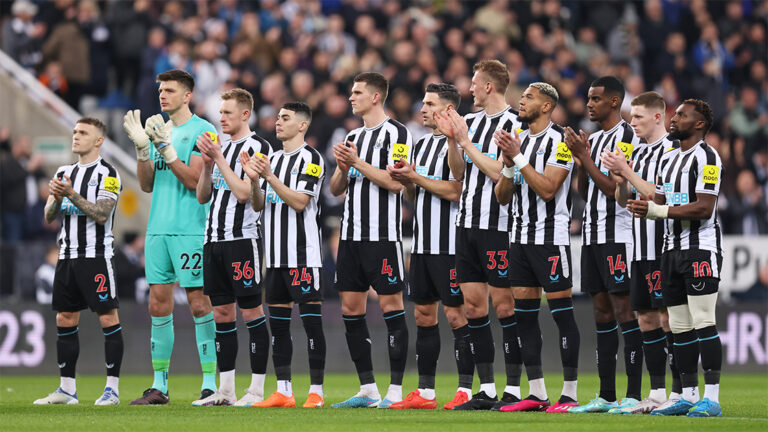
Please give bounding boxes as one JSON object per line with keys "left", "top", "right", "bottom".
{"left": 645, "top": 271, "right": 661, "bottom": 294}
{"left": 301, "top": 268, "right": 312, "bottom": 284}
{"left": 242, "top": 261, "right": 254, "bottom": 279}
{"left": 449, "top": 268, "right": 458, "bottom": 287}
{"left": 289, "top": 268, "right": 312, "bottom": 286}
{"left": 692, "top": 261, "right": 712, "bottom": 278}
{"left": 232, "top": 262, "right": 243, "bottom": 281}
{"left": 497, "top": 250, "right": 508, "bottom": 269}
{"left": 606, "top": 254, "right": 627, "bottom": 275}
{"left": 486, "top": 251, "right": 508, "bottom": 270}
{"left": 486, "top": 251, "right": 497, "bottom": 269}
{"left": 94, "top": 274, "right": 107, "bottom": 293}
{"left": 548, "top": 256, "right": 560, "bottom": 276}
{"left": 381, "top": 259, "right": 393, "bottom": 276}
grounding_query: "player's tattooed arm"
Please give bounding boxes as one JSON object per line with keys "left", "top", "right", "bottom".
{"left": 69, "top": 194, "right": 116, "bottom": 225}
{"left": 44, "top": 195, "right": 62, "bottom": 223}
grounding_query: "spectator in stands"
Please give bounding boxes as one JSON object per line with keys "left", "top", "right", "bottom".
{"left": 2, "top": 0, "right": 44, "bottom": 71}
{"left": 40, "top": 1, "right": 89, "bottom": 108}
{"left": 729, "top": 87, "right": 768, "bottom": 153}
{"left": 34, "top": 244, "right": 59, "bottom": 304}
{"left": 0, "top": 134, "right": 45, "bottom": 244}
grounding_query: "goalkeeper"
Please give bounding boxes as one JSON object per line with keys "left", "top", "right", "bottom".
{"left": 123, "top": 69, "right": 218, "bottom": 406}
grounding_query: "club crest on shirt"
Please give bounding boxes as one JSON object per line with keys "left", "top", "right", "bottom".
{"left": 438, "top": 146, "right": 448, "bottom": 158}
{"left": 88, "top": 177, "right": 98, "bottom": 187}
{"left": 291, "top": 166, "right": 299, "bottom": 175}
{"left": 374, "top": 138, "right": 384, "bottom": 149}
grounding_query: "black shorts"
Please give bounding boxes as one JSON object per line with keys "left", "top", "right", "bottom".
{"left": 408, "top": 254, "right": 463, "bottom": 307}
{"left": 335, "top": 240, "right": 406, "bottom": 295}
{"left": 581, "top": 243, "right": 633, "bottom": 295}
{"left": 630, "top": 260, "right": 665, "bottom": 311}
{"left": 455, "top": 227, "right": 510, "bottom": 287}
{"left": 661, "top": 249, "right": 722, "bottom": 307}
{"left": 265, "top": 267, "right": 323, "bottom": 304}
{"left": 508, "top": 243, "right": 573, "bottom": 292}
{"left": 203, "top": 238, "right": 262, "bottom": 309}
{"left": 52, "top": 257, "right": 119, "bottom": 313}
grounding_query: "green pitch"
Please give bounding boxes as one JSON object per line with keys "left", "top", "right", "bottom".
{"left": 1, "top": 373, "right": 766, "bottom": 431}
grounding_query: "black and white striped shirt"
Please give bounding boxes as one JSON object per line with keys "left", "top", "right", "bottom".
{"left": 655, "top": 140, "right": 723, "bottom": 254}
{"left": 261, "top": 144, "right": 325, "bottom": 268}
{"left": 509, "top": 123, "right": 573, "bottom": 246}
{"left": 205, "top": 133, "right": 273, "bottom": 243}
{"left": 457, "top": 107, "right": 524, "bottom": 231}
{"left": 55, "top": 157, "right": 121, "bottom": 259}
{"left": 412, "top": 133, "right": 458, "bottom": 255}
{"left": 630, "top": 134, "right": 679, "bottom": 260}
{"left": 582, "top": 120, "right": 642, "bottom": 245}
{"left": 340, "top": 118, "right": 413, "bottom": 242}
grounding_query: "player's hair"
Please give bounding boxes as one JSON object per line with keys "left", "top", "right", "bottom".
{"left": 631, "top": 91, "right": 666, "bottom": 112}
{"left": 682, "top": 99, "right": 714, "bottom": 133}
{"left": 528, "top": 82, "right": 559, "bottom": 105}
{"left": 282, "top": 101, "right": 312, "bottom": 123}
{"left": 157, "top": 69, "right": 195, "bottom": 92}
{"left": 590, "top": 75, "right": 625, "bottom": 102}
{"left": 425, "top": 83, "right": 461, "bottom": 108}
{"left": 472, "top": 59, "right": 510, "bottom": 94}
{"left": 354, "top": 72, "right": 389, "bottom": 103}
{"left": 77, "top": 117, "right": 106, "bottom": 136}
{"left": 221, "top": 88, "right": 254, "bottom": 112}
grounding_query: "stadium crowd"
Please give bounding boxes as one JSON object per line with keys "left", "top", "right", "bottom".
{"left": 1, "top": 0, "right": 767, "bottom": 301}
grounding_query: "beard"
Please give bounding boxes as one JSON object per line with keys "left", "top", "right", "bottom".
{"left": 668, "top": 128, "right": 692, "bottom": 140}
{"left": 518, "top": 110, "right": 540, "bottom": 124}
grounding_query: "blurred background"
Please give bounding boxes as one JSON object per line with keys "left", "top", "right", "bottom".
{"left": 0, "top": 0, "right": 766, "bottom": 374}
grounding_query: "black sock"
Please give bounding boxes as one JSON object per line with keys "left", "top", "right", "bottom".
{"left": 515, "top": 299, "right": 543, "bottom": 381}
{"left": 246, "top": 316, "right": 269, "bottom": 374}
{"left": 102, "top": 324, "right": 123, "bottom": 378}
{"left": 300, "top": 304, "right": 326, "bottom": 386}
{"left": 499, "top": 315, "right": 522, "bottom": 386}
{"left": 673, "top": 330, "right": 700, "bottom": 390}
{"left": 467, "top": 316, "right": 494, "bottom": 384}
{"left": 666, "top": 331, "right": 682, "bottom": 394}
{"left": 383, "top": 310, "right": 408, "bottom": 386}
{"left": 57, "top": 326, "right": 79, "bottom": 379}
{"left": 641, "top": 327, "right": 667, "bottom": 390}
{"left": 343, "top": 314, "right": 374, "bottom": 385}
{"left": 549, "top": 297, "right": 580, "bottom": 381}
{"left": 620, "top": 319, "right": 643, "bottom": 400}
{"left": 596, "top": 320, "right": 618, "bottom": 402}
{"left": 416, "top": 325, "right": 440, "bottom": 390}
{"left": 452, "top": 325, "right": 474, "bottom": 389}
{"left": 269, "top": 306, "right": 293, "bottom": 381}
{"left": 696, "top": 325, "right": 721, "bottom": 386}
{"left": 215, "top": 321, "right": 237, "bottom": 372}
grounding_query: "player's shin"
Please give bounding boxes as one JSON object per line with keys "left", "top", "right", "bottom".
{"left": 57, "top": 326, "right": 79, "bottom": 395}
{"left": 641, "top": 327, "right": 668, "bottom": 400}
{"left": 416, "top": 324, "right": 440, "bottom": 399}
{"left": 194, "top": 312, "right": 217, "bottom": 391}
{"left": 343, "top": 314, "right": 376, "bottom": 387}
{"left": 467, "top": 315, "right": 496, "bottom": 397}
{"left": 150, "top": 314, "right": 173, "bottom": 394}
{"left": 549, "top": 297, "right": 580, "bottom": 402}
{"left": 383, "top": 310, "right": 408, "bottom": 399}
{"left": 103, "top": 324, "right": 123, "bottom": 393}
{"left": 515, "top": 299, "right": 546, "bottom": 400}
{"left": 300, "top": 303, "right": 326, "bottom": 396}
{"left": 595, "top": 320, "right": 619, "bottom": 402}
{"left": 246, "top": 316, "right": 269, "bottom": 398}
{"left": 620, "top": 319, "right": 643, "bottom": 400}
{"left": 269, "top": 306, "right": 294, "bottom": 396}
{"left": 452, "top": 325, "right": 474, "bottom": 392}
{"left": 215, "top": 321, "right": 237, "bottom": 395}
{"left": 499, "top": 315, "right": 522, "bottom": 399}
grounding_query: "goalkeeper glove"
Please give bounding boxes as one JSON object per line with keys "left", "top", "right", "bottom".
{"left": 123, "top": 109, "right": 150, "bottom": 161}
{"left": 145, "top": 114, "right": 177, "bottom": 164}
